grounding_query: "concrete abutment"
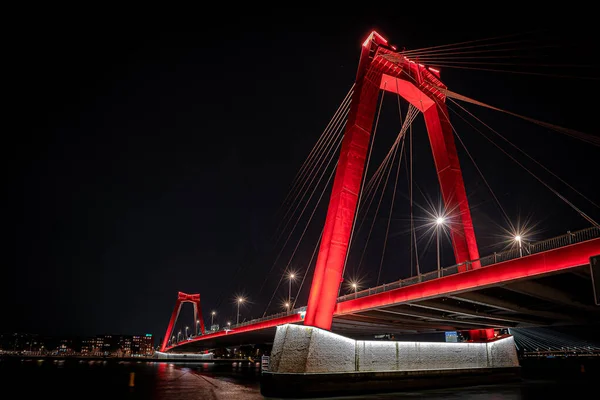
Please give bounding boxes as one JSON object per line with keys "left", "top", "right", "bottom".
{"left": 261, "top": 324, "right": 520, "bottom": 397}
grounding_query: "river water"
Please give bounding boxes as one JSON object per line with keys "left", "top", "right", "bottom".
{"left": 0, "top": 357, "right": 595, "bottom": 399}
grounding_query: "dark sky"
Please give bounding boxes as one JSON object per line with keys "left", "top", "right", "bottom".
{"left": 5, "top": 15, "right": 599, "bottom": 343}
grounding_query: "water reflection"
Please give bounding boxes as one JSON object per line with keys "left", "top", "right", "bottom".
{"left": 0, "top": 357, "right": 595, "bottom": 399}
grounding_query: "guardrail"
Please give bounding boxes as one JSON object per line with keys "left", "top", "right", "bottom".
{"left": 336, "top": 226, "right": 599, "bottom": 303}
{"left": 172, "top": 226, "right": 598, "bottom": 346}
{"left": 227, "top": 307, "right": 306, "bottom": 330}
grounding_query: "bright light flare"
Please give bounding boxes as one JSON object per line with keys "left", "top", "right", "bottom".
{"left": 237, "top": 297, "right": 244, "bottom": 303}
{"left": 515, "top": 235, "right": 522, "bottom": 242}
{"left": 346, "top": 277, "right": 363, "bottom": 294}
{"left": 436, "top": 216, "right": 445, "bottom": 225}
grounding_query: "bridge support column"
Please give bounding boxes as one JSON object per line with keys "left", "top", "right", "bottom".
{"left": 423, "top": 101, "right": 480, "bottom": 270}
{"left": 305, "top": 31, "right": 480, "bottom": 331}
{"left": 303, "top": 33, "right": 385, "bottom": 330}
{"left": 261, "top": 324, "right": 519, "bottom": 398}
{"left": 160, "top": 292, "right": 205, "bottom": 352}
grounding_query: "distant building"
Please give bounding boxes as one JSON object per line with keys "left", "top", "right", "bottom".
{"left": 80, "top": 334, "right": 153, "bottom": 356}
{"left": 1, "top": 333, "right": 154, "bottom": 357}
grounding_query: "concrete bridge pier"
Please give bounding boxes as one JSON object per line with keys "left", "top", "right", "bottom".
{"left": 261, "top": 324, "right": 520, "bottom": 398}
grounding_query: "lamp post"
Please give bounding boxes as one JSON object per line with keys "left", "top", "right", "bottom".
{"left": 285, "top": 302, "right": 290, "bottom": 312}
{"left": 177, "top": 330, "right": 181, "bottom": 343}
{"left": 211, "top": 311, "right": 216, "bottom": 328}
{"left": 436, "top": 216, "right": 445, "bottom": 277}
{"left": 171, "top": 335, "right": 175, "bottom": 346}
{"left": 352, "top": 282, "right": 358, "bottom": 298}
{"left": 196, "top": 319, "right": 200, "bottom": 336}
{"left": 227, "top": 321, "right": 231, "bottom": 330}
{"left": 288, "top": 273, "right": 295, "bottom": 307}
{"left": 237, "top": 297, "right": 244, "bottom": 325}
{"left": 515, "top": 235, "right": 523, "bottom": 257}
{"left": 185, "top": 326, "right": 189, "bottom": 339}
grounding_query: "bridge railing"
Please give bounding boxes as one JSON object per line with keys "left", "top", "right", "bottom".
{"left": 203, "top": 307, "right": 307, "bottom": 334}
{"left": 337, "top": 226, "right": 599, "bottom": 303}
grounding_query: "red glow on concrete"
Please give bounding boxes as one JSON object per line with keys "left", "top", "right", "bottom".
{"left": 334, "top": 239, "right": 600, "bottom": 316}
{"left": 165, "top": 312, "right": 303, "bottom": 351}
{"left": 160, "top": 292, "right": 205, "bottom": 352}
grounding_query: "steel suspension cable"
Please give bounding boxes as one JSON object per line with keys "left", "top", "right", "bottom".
{"left": 276, "top": 85, "right": 354, "bottom": 218}
{"left": 439, "top": 103, "right": 516, "bottom": 232}
{"left": 356, "top": 135, "right": 404, "bottom": 278}
{"left": 355, "top": 148, "right": 396, "bottom": 241}
{"left": 278, "top": 90, "right": 353, "bottom": 216}
{"left": 376, "top": 85, "right": 406, "bottom": 284}
{"left": 262, "top": 160, "right": 339, "bottom": 316}
{"left": 400, "top": 31, "right": 537, "bottom": 56}
{"left": 448, "top": 98, "right": 600, "bottom": 209}
{"left": 363, "top": 106, "right": 419, "bottom": 196}
{"left": 448, "top": 105, "right": 599, "bottom": 228}
{"left": 441, "top": 88, "right": 600, "bottom": 146}
{"left": 377, "top": 137, "right": 405, "bottom": 285}
{"left": 357, "top": 106, "right": 419, "bottom": 235}
{"left": 291, "top": 228, "right": 323, "bottom": 309}
{"left": 401, "top": 39, "right": 534, "bottom": 58}
{"left": 340, "top": 83, "right": 387, "bottom": 282}
{"left": 422, "top": 64, "right": 599, "bottom": 81}
{"left": 406, "top": 123, "right": 420, "bottom": 277}
{"left": 351, "top": 110, "right": 418, "bottom": 273}
{"left": 275, "top": 116, "right": 348, "bottom": 245}
{"left": 258, "top": 134, "right": 344, "bottom": 296}
{"left": 405, "top": 44, "right": 555, "bottom": 59}
{"left": 275, "top": 102, "right": 351, "bottom": 240}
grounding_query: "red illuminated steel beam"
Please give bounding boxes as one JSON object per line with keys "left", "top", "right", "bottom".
{"left": 160, "top": 292, "right": 205, "bottom": 352}
{"left": 335, "top": 239, "right": 600, "bottom": 316}
{"left": 164, "top": 312, "right": 304, "bottom": 351}
{"left": 305, "top": 31, "right": 480, "bottom": 331}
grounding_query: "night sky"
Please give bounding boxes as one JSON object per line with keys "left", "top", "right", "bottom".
{"left": 5, "top": 15, "right": 599, "bottom": 344}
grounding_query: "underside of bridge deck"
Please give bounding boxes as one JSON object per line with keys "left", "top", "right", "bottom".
{"left": 332, "top": 265, "right": 600, "bottom": 339}
{"left": 168, "top": 264, "right": 599, "bottom": 352}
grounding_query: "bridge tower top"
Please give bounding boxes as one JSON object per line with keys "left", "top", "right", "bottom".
{"left": 304, "top": 31, "right": 480, "bottom": 330}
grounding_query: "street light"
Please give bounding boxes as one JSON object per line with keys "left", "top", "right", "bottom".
{"left": 178, "top": 330, "right": 182, "bottom": 343}
{"left": 211, "top": 311, "right": 216, "bottom": 327}
{"left": 185, "top": 326, "right": 189, "bottom": 339}
{"left": 515, "top": 235, "right": 523, "bottom": 257}
{"left": 227, "top": 321, "right": 231, "bottom": 330}
{"left": 285, "top": 302, "right": 290, "bottom": 311}
{"left": 352, "top": 282, "right": 358, "bottom": 297}
{"left": 436, "top": 216, "right": 445, "bottom": 277}
{"left": 196, "top": 319, "right": 200, "bottom": 336}
{"left": 237, "top": 297, "right": 245, "bottom": 325}
{"left": 288, "top": 273, "right": 296, "bottom": 308}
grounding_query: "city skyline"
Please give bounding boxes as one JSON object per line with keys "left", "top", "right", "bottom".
{"left": 4, "top": 16, "right": 599, "bottom": 340}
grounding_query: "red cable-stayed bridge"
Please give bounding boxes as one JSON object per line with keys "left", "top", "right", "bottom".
{"left": 164, "top": 227, "right": 600, "bottom": 352}
{"left": 160, "top": 31, "right": 600, "bottom": 353}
